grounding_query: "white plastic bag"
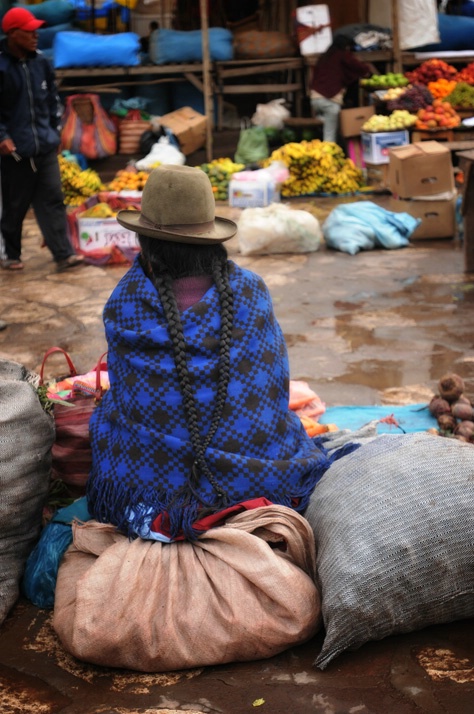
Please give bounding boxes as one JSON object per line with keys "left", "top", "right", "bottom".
{"left": 135, "top": 136, "right": 185, "bottom": 170}
{"left": 237, "top": 203, "right": 322, "bottom": 256}
{"left": 251, "top": 98, "right": 290, "bottom": 130}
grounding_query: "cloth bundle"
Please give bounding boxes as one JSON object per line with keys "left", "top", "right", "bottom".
{"left": 53, "top": 505, "right": 321, "bottom": 671}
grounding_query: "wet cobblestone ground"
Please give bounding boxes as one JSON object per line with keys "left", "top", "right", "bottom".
{"left": 1, "top": 192, "right": 474, "bottom": 713}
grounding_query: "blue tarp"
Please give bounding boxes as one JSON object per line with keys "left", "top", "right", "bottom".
{"left": 319, "top": 403, "right": 437, "bottom": 434}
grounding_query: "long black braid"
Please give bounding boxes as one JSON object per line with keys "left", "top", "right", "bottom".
{"left": 139, "top": 236, "right": 234, "bottom": 509}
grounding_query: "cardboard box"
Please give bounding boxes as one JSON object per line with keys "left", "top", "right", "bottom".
{"left": 365, "top": 162, "right": 390, "bottom": 191}
{"left": 361, "top": 130, "right": 409, "bottom": 165}
{"left": 228, "top": 179, "right": 279, "bottom": 207}
{"left": 159, "top": 106, "right": 207, "bottom": 155}
{"left": 340, "top": 106, "right": 375, "bottom": 138}
{"left": 77, "top": 217, "right": 139, "bottom": 253}
{"left": 388, "top": 141, "right": 455, "bottom": 198}
{"left": 66, "top": 192, "right": 142, "bottom": 265}
{"left": 296, "top": 5, "right": 332, "bottom": 55}
{"left": 389, "top": 196, "right": 456, "bottom": 240}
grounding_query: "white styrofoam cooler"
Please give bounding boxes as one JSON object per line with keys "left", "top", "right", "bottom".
{"left": 296, "top": 5, "right": 332, "bottom": 56}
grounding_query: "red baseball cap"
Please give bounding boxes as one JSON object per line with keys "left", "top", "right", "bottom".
{"left": 1, "top": 7, "right": 45, "bottom": 33}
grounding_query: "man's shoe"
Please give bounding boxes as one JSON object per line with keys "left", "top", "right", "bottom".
{"left": 1, "top": 259, "right": 24, "bottom": 271}
{"left": 56, "top": 254, "right": 85, "bottom": 273}
{"left": 0, "top": 320, "right": 7, "bottom": 331}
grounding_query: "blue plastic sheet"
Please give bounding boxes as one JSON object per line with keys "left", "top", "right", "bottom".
{"left": 53, "top": 31, "right": 140, "bottom": 68}
{"left": 319, "top": 403, "right": 436, "bottom": 434}
{"left": 22, "top": 498, "right": 91, "bottom": 609}
{"left": 149, "top": 28, "right": 233, "bottom": 65}
{"left": 323, "top": 200, "right": 420, "bottom": 255}
{"left": 13, "top": 0, "right": 75, "bottom": 25}
{"left": 413, "top": 12, "right": 474, "bottom": 51}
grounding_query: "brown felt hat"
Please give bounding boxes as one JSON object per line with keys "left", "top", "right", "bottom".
{"left": 116, "top": 164, "right": 237, "bottom": 244}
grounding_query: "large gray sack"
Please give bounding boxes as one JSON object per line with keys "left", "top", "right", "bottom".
{"left": 305, "top": 432, "right": 474, "bottom": 669}
{"left": 0, "top": 358, "right": 55, "bottom": 625}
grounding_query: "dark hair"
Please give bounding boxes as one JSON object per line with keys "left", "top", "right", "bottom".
{"left": 139, "top": 235, "right": 234, "bottom": 509}
{"left": 328, "top": 34, "right": 353, "bottom": 52}
{"left": 139, "top": 234, "right": 226, "bottom": 279}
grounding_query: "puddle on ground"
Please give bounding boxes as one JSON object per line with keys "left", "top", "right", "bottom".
{"left": 334, "top": 360, "right": 405, "bottom": 391}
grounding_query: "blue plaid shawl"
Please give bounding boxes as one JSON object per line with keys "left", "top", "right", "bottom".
{"left": 87, "top": 257, "right": 331, "bottom": 539}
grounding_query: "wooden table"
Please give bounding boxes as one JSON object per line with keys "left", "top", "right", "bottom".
{"left": 213, "top": 57, "right": 305, "bottom": 131}
{"left": 55, "top": 63, "right": 208, "bottom": 96}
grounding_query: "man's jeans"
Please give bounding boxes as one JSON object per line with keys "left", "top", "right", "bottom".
{"left": 311, "top": 97, "right": 341, "bottom": 144}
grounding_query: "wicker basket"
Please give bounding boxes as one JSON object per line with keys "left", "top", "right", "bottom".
{"left": 119, "top": 119, "right": 152, "bottom": 155}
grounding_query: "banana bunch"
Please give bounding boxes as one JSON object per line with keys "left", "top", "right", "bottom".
{"left": 199, "top": 157, "right": 245, "bottom": 200}
{"left": 263, "top": 140, "right": 364, "bottom": 196}
{"left": 59, "top": 155, "right": 105, "bottom": 206}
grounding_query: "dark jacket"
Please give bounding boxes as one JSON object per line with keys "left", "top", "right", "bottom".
{"left": 311, "top": 47, "right": 372, "bottom": 99}
{"left": 0, "top": 39, "right": 62, "bottom": 157}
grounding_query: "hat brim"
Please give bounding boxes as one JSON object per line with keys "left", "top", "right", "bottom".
{"left": 23, "top": 18, "right": 45, "bottom": 30}
{"left": 116, "top": 209, "right": 237, "bottom": 245}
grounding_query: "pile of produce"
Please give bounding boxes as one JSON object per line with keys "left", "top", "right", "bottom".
{"left": 198, "top": 158, "right": 245, "bottom": 201}
{"left": 386, "top": 84, "right": 433, "bottom": 113}
{"left": 362, "top": 110, "right": 417, "bottom": 132}
{"left": 360, "top": 72, "right": 409, "bottom": 89}
{"left": 59, "top": 154, "right": 104, "bottom": 206}
{"left": 405, "top": 58, "right": 457, "bottom": 84}
{"left": 381, "top": 86, "right": 411, "bottom": 101}
{"left": 263, "top": 140, "right": 363, "bottom": 197}
{"left": 107, "top": 168, "right": 150, "bottom": 192}
{"left": 79, "top": 202, "right": 117, "bottom": 218}
{"left": 454, "top": 62, "right": 474, "bottom": 85}
{"left": 78, "top": 198, "right": 139, "bottom": 218}
{"left": 415, "top": 99, "right": 461, "bottom": 130}
{"left": 427, "top": 78, "right": 457, "bottom": 99}
{"left": 445, "top": 81, "right": 474, "bottom": 109}
{"left": 428, "top": 373, "right": 474, "bottom": 443}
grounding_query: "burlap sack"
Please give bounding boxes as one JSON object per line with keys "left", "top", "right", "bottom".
{"left": 0, "top": 359, "right": 55, "bottom": 625}
{"left": 305, "top": 432, "right": 474, "bottom": 669}
{"left": 53, "top": 505, "right": 321, "bottom": 671}
{"left": 234, "top": 30, "right": 298, "bottom": 59}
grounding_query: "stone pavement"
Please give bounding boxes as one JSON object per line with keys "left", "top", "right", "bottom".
{"left": 1, "top": 195, "right": 474, "bottom": 713}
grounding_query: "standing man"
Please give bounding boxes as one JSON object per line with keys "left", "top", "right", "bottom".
{"left": 310, "top": 35, "right": 377, "bottom": 145}
{"left": 0, "top": 7, "right": 83, "bottom": 272}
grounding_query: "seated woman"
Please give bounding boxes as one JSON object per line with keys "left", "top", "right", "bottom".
{"left": 86, "top": 164, "right": 331, "bottom": 542}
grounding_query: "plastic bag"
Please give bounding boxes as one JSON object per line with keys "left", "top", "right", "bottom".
{"left": 60, "top": 93, "right": 117, "bottom": 160}
{"left": 251, "top": 98, "right": 290, "bottom": 130}
{"left": 237, "top": 203, "right": 322, "bottom": 256}
{"left": 22, "top": 498, "right": 91, "bottom": 610}
{"left": 234, "top": 121, "right": 269, "bottom": 165}
{"left": 323, "top": 201, "right": 420, "bottom": 255}
{"left": 135, "top": 135, "right": 185, "bottom": 170}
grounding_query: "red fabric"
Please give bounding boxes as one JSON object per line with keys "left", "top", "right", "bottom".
{"left": 152, "top": 497, "right": 273, "bottom": 540}
{"left": 311, "top": 47, "right": 372, "bottom": 99}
